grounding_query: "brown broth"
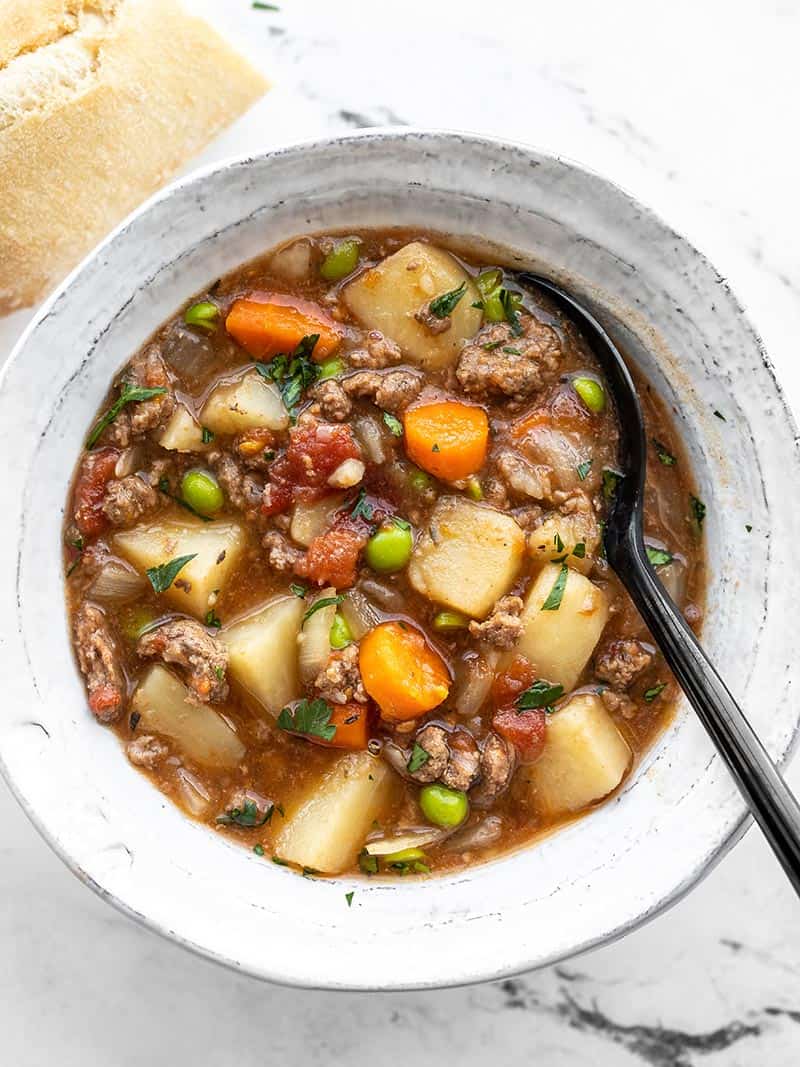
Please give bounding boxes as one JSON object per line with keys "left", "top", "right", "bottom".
{"left": 64, "top": 228, "right": 705, "bottom": 878}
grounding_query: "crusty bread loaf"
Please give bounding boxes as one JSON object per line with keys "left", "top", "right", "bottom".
{"left": 0, "top": 0, "right": 269, "bottom": 314}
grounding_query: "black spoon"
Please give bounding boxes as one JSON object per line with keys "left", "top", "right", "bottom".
{"left": 515, "top": 271, "right": 800, "bottom": 893}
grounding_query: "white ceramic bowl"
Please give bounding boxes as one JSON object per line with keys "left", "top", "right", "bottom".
{"left": 1, "top": 130, "right": 799, "bottom": 990}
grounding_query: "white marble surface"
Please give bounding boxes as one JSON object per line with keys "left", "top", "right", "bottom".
{"left": 2, "top": 1, "right": 800, "bottom": 1063}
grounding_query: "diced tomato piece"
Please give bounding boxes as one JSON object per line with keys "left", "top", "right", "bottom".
{"left": 288, "top": 422, "right": 361, "bottom": 500}
{"left": 493, "top": 705, "right": 546, "bottom": 764}
{"left": 309, "top": 703, "right": 370, "bottom": 750}
{"left": 491, "top": 655, "right": 537, "bottom": 710}
{"left": 261, "top": 422, "right": 361, "bottom": 516}
{"left": 89, "top": 684, "right": 124, "bottom": 718}
{"left": 296, "top": 518, "right": 367, "bottom": 588}
{"left": 73, "top": 448, "right": 119, "bottom": 537}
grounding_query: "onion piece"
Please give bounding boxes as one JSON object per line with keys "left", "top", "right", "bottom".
{"left": 298, "top": 586, "right": 337, "bottom": 684}
{"left": 328, "top": 458, "right": 365, "bottom": 489}
{"left": 270, "top": 239, "right": 314, "bottom": 280}
{"left": 339, "top": 589, "right": 379, "bottom": 640}
{"left": 114, "top": 445, "right": 144, "bottom": 479}
{"left": 450, "top": 652, "right": 497, "bottom": 717}
{"left": 358, "top": 577, "right": 405, "bottom": 612}
{"left": 353, "top": 415, "right": 386, "bottom": 464}
{"left": 364, "top": 829, "right": 446, "bottom": 855}
{"left": 175, "top": 768, "right": 212, "bottom": 816}
{"left": 444, "top": 815, "right": 503, "bottom": 852}
{"left": 88, "top": 558, "right": 146, "bottom": 603}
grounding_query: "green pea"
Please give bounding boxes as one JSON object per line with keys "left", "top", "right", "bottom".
{"left": 432, "top": 610, "right": 469, "bottom": 633}
{"left": 572, "top": 376, "right": 606, "bottom": 414}
{"left": 329, "top": 611, "right": 353, "bottom": 649}
{"left": 181, "top": 469, "right": 224, "bottom": 516}
{"left": 465, "top": 476, "right": 483, "bottom": 501}
{"left": 320, "top": 239, "right": 360, "bottom": 282}
{"left": 318, "top": 357, "right": 345, "bottom": 380}
{"left": 408, "top": 467, "right": 432, "bottom": 493}
{"left": 419, "top": 784, "right": 469, "bottom": 828}
{"left": 365, "top": 519, "right": 413, "bottom": 573}
{"left": 184, "top": 300, "right": 219, "bottom": 332}
{"left": 383, "top": 847, "right": 426, "bottom": 865}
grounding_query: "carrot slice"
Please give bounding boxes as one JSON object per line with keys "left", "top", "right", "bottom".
{"left": 359, "top": 621, "right": 450, "bottom": 721}
{"left": 404, "top": 401, "right": 489, "bottom": 481}
{"left": 310, "top": 703, "right": 370, "bottom": 750}
{"left": 226, "top": 295, "right": 341, "bottom": 360}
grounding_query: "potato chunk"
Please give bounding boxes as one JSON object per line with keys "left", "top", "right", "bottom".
{"left": 517, "top": 563, "right": 609, "bottom": 690}
{"left": 131, "top": 665, "right": 245, "bottom": 768}
{"left": 408, "top": 496, "right": 524, "bottom": 618}
{"left": 274, "top": 752, "right": 396, "bottom": 874}
{"left": 518, "top": 693, "right": 631, "bottom": 816}
{"left": 157, "top": 404, "right": 209, "bottom": 453}
{"left": 343, "top": 241, "right": 482, "bottom": 370}
{"left": 527, "top": 514, "right": 598, "bottom": 575}
{"left": 290, "top": 493, "right": 346, "bottom": 548}
{"left": 200, "top": 370, "right": 289, "bottom": 434}
{"left": 220, "top": 596, "right": 303, "bottom": 717}
{"left": 115, "top": 518, "right": 245, "bottom": 619}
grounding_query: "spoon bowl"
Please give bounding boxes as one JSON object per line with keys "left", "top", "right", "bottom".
{"left": 516, "top": 270, "right": 800, "bottom": 894}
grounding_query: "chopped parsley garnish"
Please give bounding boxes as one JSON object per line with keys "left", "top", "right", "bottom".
{"left": 554, "top": 532, "right": 565, "bottom": 553}
{"left": 576, "top": 459, "right": 593, "bottom": 481}
{"left": 290, "top": 582, "right": 308, "bottom": 598}
{"left": 272, "top": 856, "right": 288, "bottom": 866}
{"left": 481, "top": 339, "right": 503, "bottom": 351}
{"left": 602, "top": 468, "right": 623, "bottom": 502}
{"left": 86, "top": 383, "right": 167, "bottom": 449}
{"left": 407, "top": 742, "right": 430, "bottom": 774}
{"left": 302, "top": 594, "right": 344, "bottom": 624}
{"left": 541, "top": 563, "right": 569, "bottom": 611}
{"left": 646, "top": 546, "right": 673, "bottom": 567}
{"left": 358, "top": 850, "right": 379, "bottom": 875}
{"left": 345, "top": 891, "right": 355, "bottom": 907}
{"left": 302, "top": 867, "right": 320, "bottom": 878}
{"left": 500, "top": 288, "right": 524, "bottom": 336}
{"left": 253, "top": 2, "right": 280, "bottom": 10}
{"left": 428, "top": 281, "right": 467, "bottom": 318}
{"left": 517, "top": 679, "right": 564, "bottom": 711}
{"left": 502, "top": 346, "right": 522, "bottom": 355}
{"left": 214, "top": 665, "right": 225, "bottom": 682}
{"left": 690, "top": 495, "right": 706, "bottom": 534}
{"left": 713, "top": 409, "right": 726, "bottom": 421}
{"left": 745, "top": 524, "right": 753, "bottom": 533}
{"left": 652, "top": 439, "right": 676, "bottom": 466}
{"left": 146, "top": 554, "right": 197, "bottom": 594}
{"left": 217, "top": 799, "right": 274, "bottom": 828}
{"left": 254, "top": 334, "right": 320, "bottom": 414}
{"left": 383, "top": 411, "right": 403, "bottom": 436}
{"left": 431, "top": 443, "right": 441, "bottom": 453}
{"left": 201, "top": 426, "right": 214, "bottom": 444}
{"left": 253, "top": 843, "right": 265, "bottom": 856}
{"left": 350, "top": 487, "right": 374, "bottom": 521}
{"left": 644, "top": 682, "right": 667, "bottom": 703}
{"left": 572, "top": 542, "right": 586, "bottom": 559}
{"left": 205, "top": 608, "right": 222, "bottom": 628}
{"left": 277, "top": 697, "right": 336, "bottom": 741}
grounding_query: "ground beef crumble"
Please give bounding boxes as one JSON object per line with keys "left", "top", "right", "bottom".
{"left": 313, "top": 644, "right": 368, "bottom": 705}
{"left": 595, "top": 639, "right": 654, "bottom": 690}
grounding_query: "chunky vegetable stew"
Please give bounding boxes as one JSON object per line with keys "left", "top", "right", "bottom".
{"left": 64, "top": 230, "right": 705, "bottom": 878}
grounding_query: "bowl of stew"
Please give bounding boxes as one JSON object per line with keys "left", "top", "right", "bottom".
{"left": 1, "top": 130, "right": 799, "bottom": 989}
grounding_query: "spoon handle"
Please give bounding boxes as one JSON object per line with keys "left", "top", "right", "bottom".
{"left": 619, "top": 544, "right": 800, "bottom": 893}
